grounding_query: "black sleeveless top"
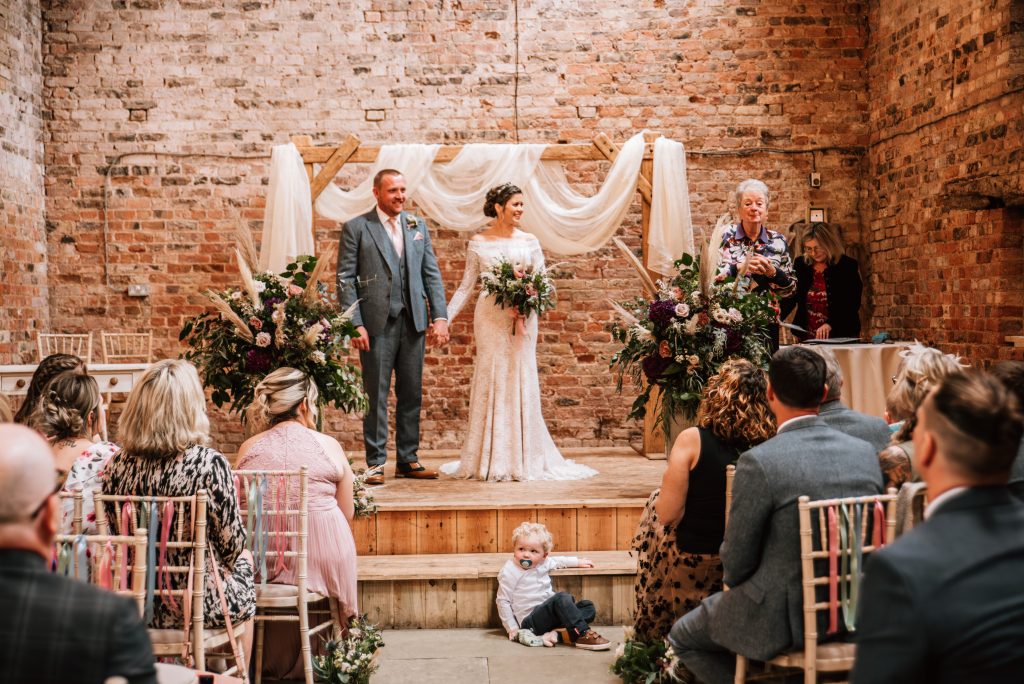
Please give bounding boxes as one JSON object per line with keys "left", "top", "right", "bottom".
{"left": 674, "top": 427, "right": 745, "bottom": 555}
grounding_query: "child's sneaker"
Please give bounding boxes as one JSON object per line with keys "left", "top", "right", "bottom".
{"left": 515, "top": 628, "right": 544, "bottom": 647}
{"left": 574, "top": 629, "right": 611, "bottom": 651}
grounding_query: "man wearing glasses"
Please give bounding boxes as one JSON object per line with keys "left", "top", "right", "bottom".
{"left": 0, "top": 424, "right": 156, "bottom": 684}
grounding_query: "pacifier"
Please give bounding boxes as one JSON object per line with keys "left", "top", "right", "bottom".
{"left": 518, "top": 558, "right": 533, "bottom": 569}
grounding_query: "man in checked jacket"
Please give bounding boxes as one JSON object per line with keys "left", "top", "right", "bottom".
{"left": 0, "top": 424, "right": 156, "bottom": 684}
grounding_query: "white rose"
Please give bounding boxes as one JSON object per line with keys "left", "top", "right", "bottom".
{"left": 254, "top": 281, "right": 266, "bottom": 293}
{"left": 230, "top": 290, "right": 243, "bottom": 300}
{"left": 675, "top": 303, "right": 690, "bottom": 318}
{"left": 729, "top": 307, "right": 743, "bottom": 322}
{"left": 312, "top": 350, "right": 326, "bottom": 364}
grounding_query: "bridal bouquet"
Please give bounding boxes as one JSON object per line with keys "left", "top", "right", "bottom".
{"left": 610, "top": 249, "right": 776, "bottom": 429}
{"left": 312, "top": 616, "right": 384, "bottom": 684}
{"left": 480, "top": 258, "right": 556, "bottom": 335}
{"left": 180, "top": 238, "right": 367, "bottom": 418}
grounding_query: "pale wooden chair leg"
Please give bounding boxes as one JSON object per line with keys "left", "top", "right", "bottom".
{"left": 735, "top": 654, "right": 748, "bottom": 683}
{"left": 254, "top": 619, "right": 266, "bottom": 684}
{"left": 300, "top": 598, "right": 314, "bottom": 684}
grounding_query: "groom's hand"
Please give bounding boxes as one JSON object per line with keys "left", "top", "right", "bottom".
{"left": 429, "top": 319, "right": 450, "bottom": 346}
{"left": 351, "top": 326, "right": 370, "bottom": 351}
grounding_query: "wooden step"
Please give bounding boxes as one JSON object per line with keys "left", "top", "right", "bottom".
{"left": 358, "top": 550, "right": 637, "bottom": 629}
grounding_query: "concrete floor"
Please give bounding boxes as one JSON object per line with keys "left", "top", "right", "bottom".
{"left": 372, "top": 626, "right": 626, "bottom": 684}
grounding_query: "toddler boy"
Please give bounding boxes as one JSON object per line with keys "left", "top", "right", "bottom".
{"left": 495, "top": 522, "right": 611, "bottom": 650}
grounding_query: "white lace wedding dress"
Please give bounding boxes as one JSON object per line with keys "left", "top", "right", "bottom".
{"left": 440, "top": 232, "right": 597, "bottom": 481}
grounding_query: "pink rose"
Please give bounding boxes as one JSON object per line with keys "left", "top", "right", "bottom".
{"left": 288, "top": 284, "right": 304, "bottom": 297}
{"left": 249, "top": 316, "right": 263, "bottom": 330}
{"left": 658, "top": 340, "right": 672, "bottom": 358}
{"left": 255, "top": 332, "right": 272, "bottom": 347}
{"left": 526, "top": 285, "right": 537, "bottom": 297}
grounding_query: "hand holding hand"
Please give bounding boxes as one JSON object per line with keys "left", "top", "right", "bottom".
{"left": 351, "top": 326, "right": 370, "bottom": 351}
{"left": 429, "top": 320, "right": 450, "bottom": 346}
{"left": 578, "top": 558, "right": 594, "bottom": 568}
{"left": 815, "top": 323, "right": 832, "bottom": 340}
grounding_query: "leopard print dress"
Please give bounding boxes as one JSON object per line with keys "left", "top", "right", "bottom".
{"left": 102, "top": 444, "right": 256, "bottom": 628}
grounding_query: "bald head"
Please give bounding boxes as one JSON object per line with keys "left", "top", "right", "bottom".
{"left": 0, "top": 424, "right": 56, "bottom": 523}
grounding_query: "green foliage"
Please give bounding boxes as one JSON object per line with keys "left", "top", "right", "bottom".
{"left": 610, "top": 253, "right": 776, "bottom": 432}
{"left": 610, "top": 636, "right": 677, "bottom": 684}
{"left": 312, "top": 616, "right": 384, "bottom": 684}
{"left": 179, "top": 256, "right": 367, "bottom": 419}
{"left": 480, "top": 257, "right": 556, "bottom": 334}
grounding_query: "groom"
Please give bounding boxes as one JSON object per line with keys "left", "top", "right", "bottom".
{"left": 336, "top": 169, "right": 449, "bottom": 484}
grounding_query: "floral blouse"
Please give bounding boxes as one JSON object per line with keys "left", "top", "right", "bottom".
{"left": 59, "top": 441, "right": 120, "bottom": 534}
{"left": 716, "top": 224, "right": 796, "bottom": 300}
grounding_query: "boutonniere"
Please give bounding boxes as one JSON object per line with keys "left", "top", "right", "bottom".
{"left": 405, "top": 215, "right": 425, "bottom": 240}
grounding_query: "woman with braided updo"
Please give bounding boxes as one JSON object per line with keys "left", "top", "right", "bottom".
{"left": 236, "top": 367, "right": 357, "bottom": 680}
{"left": 33, "top": 370, "right": 118, "bottom": 534}
{"left": 442, "top": 183, "right": 596, "bottom": 481}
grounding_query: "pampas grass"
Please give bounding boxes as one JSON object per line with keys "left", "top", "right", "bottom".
{"left": 204, "top": 291, "right": 255, "bottom": 342}
{"left": 608, "top": 299, "right": 640, "bottom": 327}
{"left": 235, "top": 226, "right": 260, "bottom": 275}
{"left": 236, "top": 249, "right": 262, "bottom": 310}
{"left": 701, "top": 213, "right": 731, "bottom": 299}
{"left": 613, "top": 237, "right": 658, "bottom": 297}
{"left": 303, "top": 242, "right": 336, "bottom": 306}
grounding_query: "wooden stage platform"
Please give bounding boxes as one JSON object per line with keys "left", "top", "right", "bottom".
{"left": 352, "top": 448, "right": 663, "bottom": 629}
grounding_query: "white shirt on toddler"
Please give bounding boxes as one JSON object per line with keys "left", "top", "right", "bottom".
{"left": 495, "top": 555, "right": 580, "bottom": 635}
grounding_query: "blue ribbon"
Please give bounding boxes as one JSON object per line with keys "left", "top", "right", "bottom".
{"left": 73, "top": 534, "right": 89, "bottom": 582}
{"left": 144, "top": 499, "right": 158, "bottom": 624}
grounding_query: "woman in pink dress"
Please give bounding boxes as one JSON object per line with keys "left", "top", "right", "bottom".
{"left": 236, "top": 367, "right": 357, "bottom": 680}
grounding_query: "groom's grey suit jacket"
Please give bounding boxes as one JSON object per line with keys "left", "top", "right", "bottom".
{"left": 336, "top": 208, "right": 447, "bottom": 335}
{"left": 709, "top": 416, "right": 883, "bottom": 660}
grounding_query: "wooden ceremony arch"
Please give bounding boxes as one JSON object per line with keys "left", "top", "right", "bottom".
{"left": 289, "top": 131, "right": 669, "bottom": 459}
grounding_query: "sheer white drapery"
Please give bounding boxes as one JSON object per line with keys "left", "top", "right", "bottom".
{"left": 259, "top": 132, "right": 693, "bottom": 275}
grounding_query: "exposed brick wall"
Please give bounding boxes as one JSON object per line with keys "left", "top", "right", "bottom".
{"left": 1, "top": 0, "right": 47, "bottom": 362}
{"left": 34, "top": 0, "right": 869, "bottom": 454}
{"left": 865, "top": 0, "right": 1024, "bottom": 364}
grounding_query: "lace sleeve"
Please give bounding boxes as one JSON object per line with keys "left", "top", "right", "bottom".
{"left": 446, "top": 243, "right": 481, "bottom": 325}
{"left": 529, "top": 236, "right": 547, "bottom": 270}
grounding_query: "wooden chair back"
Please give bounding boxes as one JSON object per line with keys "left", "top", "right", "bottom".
{"left": 58, "top": 489, "right": 85, "bottom": 535}
{"left": 725, "top": 464, "right": 736, "bottom": 529}
{"left": 101, "top": 332, "right": 154, "bottom": 363}
{"left": 53, "top": 527, "right": 149, "bottom": 615}
{"left": 37, "top": 332, "right": 93, "bottom": 363}
{"left": 93, "top": 490, "right": 210, "bottom": 669}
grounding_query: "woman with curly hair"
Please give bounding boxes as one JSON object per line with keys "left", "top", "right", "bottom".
{"left": 631, "top": 359, "right": 775, "bottom": 641}
{"left": 878, "top": 342, "right": 967, "bottom": 489}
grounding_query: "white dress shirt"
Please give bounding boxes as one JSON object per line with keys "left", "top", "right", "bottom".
{"left": 495, "top": 555, "right": 580, "bottom": 634}
{"left": 376, "top": 206, "right": 404, "bottom": 259}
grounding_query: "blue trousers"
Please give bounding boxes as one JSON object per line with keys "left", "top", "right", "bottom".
{"left": 521, "top": 592, "right": 595, "bottom": 640}
{"left": 668, "top": 592, "right": 735, "bottom": 684}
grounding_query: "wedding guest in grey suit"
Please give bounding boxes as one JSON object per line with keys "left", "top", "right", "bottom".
{"left": 668, "top": 346, "right": 883, "bottom": 684}
{"left": 991, "top": 360, "right": 1024, "bottom": 497}
{"left": 812, "top": 346, "right": 892, "bottom": 452}
{"left": 336, "top": 169, "right": 448, "bottom": 484}
{"left": 853, "top": 372, "right": 1024, "bottom": 683}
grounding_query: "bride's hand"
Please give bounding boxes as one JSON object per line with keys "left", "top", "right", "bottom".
{"left": 429, "top": 320, "right": 450, "bottom": 346}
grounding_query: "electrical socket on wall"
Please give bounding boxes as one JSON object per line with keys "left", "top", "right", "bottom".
{"left": 809, "top": 172, "right": 821, "bottom": 188}
{"left": 127, "top": 284, "right": 150, "bottom": 297}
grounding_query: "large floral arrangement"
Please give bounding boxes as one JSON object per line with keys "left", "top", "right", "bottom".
{"left": 610, "top": 241, "right": 776, "bottom": 431}
{"left": 312, "top": 616, "right": 384, "bottom": 684}
{"left": 480, "top": 257, "right": 556, "bottom": 335}
{"left": 180, "top": 240, "right": 367, "bottom": 418}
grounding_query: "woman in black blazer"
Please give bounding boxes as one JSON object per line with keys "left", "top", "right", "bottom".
{"left": 783, "top": 222, "right": 863, "bottom": 340}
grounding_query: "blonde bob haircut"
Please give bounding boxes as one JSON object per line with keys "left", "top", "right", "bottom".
{"left": 511, "top": 521, "right": 554, "bottom": 554}
{"left": 798, "top": 222, "right": 846, "bottom": 266}
{"left": 118, "top": 359, "right": 210, "bottom": 458}
{"left": 247, "top": 367, "right": 319, "bottom": 433}
{"left": 886, "top": 342, "right": 967, "bottom": 442}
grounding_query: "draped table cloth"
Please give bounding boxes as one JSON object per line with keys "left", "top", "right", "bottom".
{"left": 816, "top": 342, "right": 910, "bottom": 418}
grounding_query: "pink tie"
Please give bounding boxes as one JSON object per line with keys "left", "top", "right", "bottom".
{"left": 387, "top": 217, "right": 403, "bottom": 258}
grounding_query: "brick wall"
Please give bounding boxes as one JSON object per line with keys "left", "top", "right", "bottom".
{"left": 34, "top": 0, "right": 869, "bottom": 454}
{"left": 865, "top": 0, "right": 1024, "bottom": 364}
{"left": 1, "top": 0, "right": 47, "bottom": 361}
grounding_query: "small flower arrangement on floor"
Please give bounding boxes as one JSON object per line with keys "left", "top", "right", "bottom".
{"left": 480, "top": 257, "right": 556, "bottom": 335}
{"left": 312, "top": 616, "right": 385, "bottom": 684}
{"left": 180, "top": 232, "right": 367, "bottom": 419}
{"left": 609, "top": 229, "right": 776, "bottom": 432}
{"left": 352, "top": 464, "right": 382, "bottom": 518}
{"left": 610, "top": 628, "right": 679, "bottom": 684}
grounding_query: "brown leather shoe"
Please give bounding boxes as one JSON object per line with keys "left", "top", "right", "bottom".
{"left": 574, "top": 629, "right": 611, "bottom": 651}
{"left": 395, "top": 462, "right": 439, "bottom": 479}
{"left": 364, "top": 473, "right": 386, "bottom": 486}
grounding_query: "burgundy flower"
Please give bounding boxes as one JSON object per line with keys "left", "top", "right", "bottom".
{"left": 245, "top": 348, "right": 272, "bottom": 373}
{"left": 725, "top": 328, "right": 744, "bottom": 354}
{"left": 642, "top": 354, "right": 673, "bottom": 381}
{"left": 648, "top": 299, "right": 677, "bottom": 325}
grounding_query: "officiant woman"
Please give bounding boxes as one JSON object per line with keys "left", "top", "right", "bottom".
{"left": 716, "top": 179, "right": 796, "bottom": 349}
{"left": 780, "top": 221, "right": 863, "bottom": 341}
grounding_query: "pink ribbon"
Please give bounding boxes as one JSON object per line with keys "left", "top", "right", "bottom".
{"left": 159, "top": 500, "right": 179, "bottom": 611}
{"left": 98, "top": 542, "right": 114, "bottom": 590}
{"left": 273, "top": 474, "right": 288, "bottom": 575}
{"left": 873, "top": 499, "right": 886, "bottom": 548}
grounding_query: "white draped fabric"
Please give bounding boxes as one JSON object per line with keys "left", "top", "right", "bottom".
{"left": 259, "top": 132, "right": 693, "bottom": 275}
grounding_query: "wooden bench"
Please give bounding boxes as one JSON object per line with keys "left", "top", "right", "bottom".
{"left": 357, "top": 550, "right": 636, "bottom": 629}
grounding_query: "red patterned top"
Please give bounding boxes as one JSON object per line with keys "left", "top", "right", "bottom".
{"left": 806, "top": 267, "right": 829, "bottom": 336}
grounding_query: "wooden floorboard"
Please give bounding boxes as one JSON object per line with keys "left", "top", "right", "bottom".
{"left": 362, "top": 450, "right": 664, "bottom": 512}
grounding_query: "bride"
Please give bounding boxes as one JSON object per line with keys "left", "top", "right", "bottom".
{"left": 441, "top": 183, "right": 597, "bottom": 482}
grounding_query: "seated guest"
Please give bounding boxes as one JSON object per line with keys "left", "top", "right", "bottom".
{"left": 103, "top": 359, "right": 255, "bottom": 662}
{"left": 236, "top": 367, "right": 358, "bottom": 680}
{"left": 632, "top": 360, "right": 775, "bottom": 641}
{"left": 780, "top": 222, "right": 862, "bottom": 340}
{"left": 853, "top": 372, "right": 1024, "bottom": 683}
{"left": 668, "top": 347, "right": 882, "bottom": 684}
{"left": 811, "top": 347, "right": 891, "bottom": 452}
{"left": 0, "top": 424, "right": 155, "bottom": 684}
{"left": 13, "top": 353, "right": 86, "bottom": 425}
{"left": 33, "top": 371, "right": 118, "bottom": 533}
{"left": 879, "top": 342, "right": 966, "bottom": 489}
{"left": 991, "top": 360, "right": 1024, "bottom": 496}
